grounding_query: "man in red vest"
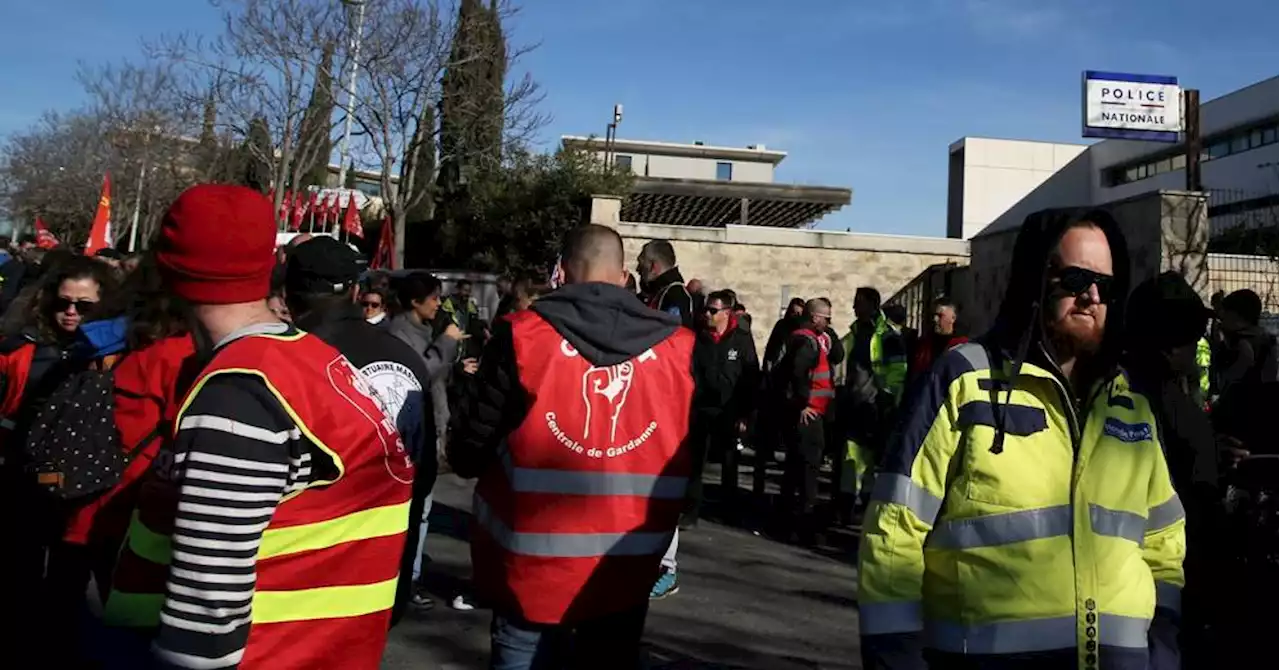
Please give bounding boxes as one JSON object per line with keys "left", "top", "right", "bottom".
{"left": 104, "top": 185, "right": 412, "bottom": 670}
{"left": 774, "top": 298, "right": 834, "bottom": 545}
{"left": 449, "top": 224, "right": 698, "bottom": 669}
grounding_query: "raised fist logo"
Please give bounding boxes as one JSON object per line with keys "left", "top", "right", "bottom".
{"left": 582, "top": 361, "right": 634, "bottom": 443}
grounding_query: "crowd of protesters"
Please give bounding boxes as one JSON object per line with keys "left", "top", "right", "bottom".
{"left": 0, "top": 185, "right": 1275, "bottom": 670}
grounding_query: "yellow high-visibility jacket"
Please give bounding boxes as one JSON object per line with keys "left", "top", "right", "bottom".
{"left": 858, "top": 342, "right": 1185, "bottom": 669}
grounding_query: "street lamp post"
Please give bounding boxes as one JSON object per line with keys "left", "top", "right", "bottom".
{"left": 335, "top": 0, "right": 368, "bottom": 217}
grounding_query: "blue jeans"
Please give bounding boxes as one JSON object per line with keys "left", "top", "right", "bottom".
{"left": 489, "top": 605, "right": 649, "bottom": 670}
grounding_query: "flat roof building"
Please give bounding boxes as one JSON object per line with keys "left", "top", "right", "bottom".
{"left": 561, "top": 135, "right": 851, "bottom": 228}
{"left": 948, "top": 76, "right": 1278, "bottom": 240}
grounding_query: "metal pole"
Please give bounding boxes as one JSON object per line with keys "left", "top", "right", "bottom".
{"left": 335, "top": 0, "right": 367, "bottom": 192}
{"left": 1184, "top": 89, "right": 1202, "bottom": 192}
{"left": 128, "top": 153, "right": 147, "bottom": 252}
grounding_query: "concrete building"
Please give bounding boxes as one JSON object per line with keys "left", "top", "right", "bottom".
{"left": 561, "top": 136, "right": 851, "bottom": 228}
{"left": 562, "top": 136, "right": 785, "bottom": 183}
{"left": 946, "top": 138, "right": 1089, "bottom": 240}
{"left": 948, "top": 76, "right": 1279, "bottom": 240}
{"left": 587, "top": 193, "right": 969, "bottom": 353}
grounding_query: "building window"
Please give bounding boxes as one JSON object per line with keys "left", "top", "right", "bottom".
{"left": 1101, "top": 119, "right": 1278, "bottom": 188}
{"left": 614, "top": 154, "right": 632, "bottom": 171}
{"left": 715, "top": 162, "right": 733, "bottom": 181}
{"left": 354, "top": 180, "right": 381, "bottom": 198}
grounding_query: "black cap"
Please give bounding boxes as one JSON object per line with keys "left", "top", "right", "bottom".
{"left": 1126, "top": 271, "right": 1213, "bottom": 348}
{"left": 284, "top": 236, "right": 365, "bottom": 295}
{"left": 1221, "top": 289, "right": 1263, "bottom": 324}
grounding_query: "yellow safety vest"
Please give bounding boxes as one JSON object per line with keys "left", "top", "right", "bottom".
{"left": 859, "top": 342, "right": 1184, "bottom": 668}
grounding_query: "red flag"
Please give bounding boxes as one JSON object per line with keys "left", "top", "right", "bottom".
{"left": 306, "top": 190, "right": 319, "bottom": 232}
{"left": 316, "top": 193, "right": 331, "bottom": 228}
{"left": 342, "top": 193, "right": 363, "bottom": 238}
{"left": 370, "top": 216, "right": 396, "bottom": 270}
{"left": 328, "top": 193, "right": 342, "bottom": 228}
{"left": 277, "top": 190, "right": 292, "bottom": 227}
{"left": 33, "top": 217, "right": 60, "bottom": 249}
{"left": 290, "top": 191, "right": 307, "bottom": 232}
{"left": 84, "top": 173, "right": 113, "bottom": 256}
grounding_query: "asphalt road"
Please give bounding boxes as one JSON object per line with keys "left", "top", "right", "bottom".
{"left": 381, "top": 458, "right": 864, "bottom": 670}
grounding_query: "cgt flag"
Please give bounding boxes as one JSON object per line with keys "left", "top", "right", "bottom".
{"left": 33, "top": 217, "right": 60, "bottom": 249}
{"left": 342, "top": 193, "right": 364, "bottom": 238}
{"left": 370, "top": 215, "right": 396, "bottom": 270}
{"left": 84, "top": 173, "right": 113, "bottom": 256}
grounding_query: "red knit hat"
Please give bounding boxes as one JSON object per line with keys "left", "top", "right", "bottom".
{"left": 155, "top": 184, "right": 278, "bottom": 305}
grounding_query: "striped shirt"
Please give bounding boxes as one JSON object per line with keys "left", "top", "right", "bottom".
{"left": 152, "top": 332, "right": 330, "bottom": 669}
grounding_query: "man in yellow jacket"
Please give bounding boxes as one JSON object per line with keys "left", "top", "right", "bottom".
{"left": 859, "top": 208, "right": 1185, "bottom": 670}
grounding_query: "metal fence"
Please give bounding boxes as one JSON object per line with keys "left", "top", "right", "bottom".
{"left": 1208, "top": 253, "right": 1280, "bottom": 314}
{"left": 885, "top": 262, "right": 971, "bottom": 334}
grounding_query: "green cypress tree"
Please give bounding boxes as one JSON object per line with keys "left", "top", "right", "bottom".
{"left": 437, "top": 0, "right": 507, "bottom": 236}
{"left": 402, "top": 104, "right": 436, "bottom": 225}
{"left": 298, "top": 43, "right": 336, "bottom": 188}
{"left": 240, "top": 116, "right": 273, "bottom": 193}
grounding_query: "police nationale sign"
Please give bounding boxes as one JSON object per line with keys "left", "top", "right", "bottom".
{"left": 1082, "top": 71, "right": 1182, "bottom": 142}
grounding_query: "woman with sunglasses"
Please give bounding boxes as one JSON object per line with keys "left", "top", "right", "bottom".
{"left": 0, "top": 256, "right": 118, "bottom": 432}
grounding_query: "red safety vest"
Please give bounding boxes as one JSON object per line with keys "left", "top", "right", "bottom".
{"left": 0, "top": 341, "right": 35, "bottom": 438}
{"left": 793, "top": 328, "right": 834, "bottom": 415}
{"left": 103, "top": 330, "right": 413, "bottom": 670}
{"left": 646, "top": 281, "right": 687, "bottom": 311}
{"left": 472, "top": 310, "right": 696, "bottom": 624}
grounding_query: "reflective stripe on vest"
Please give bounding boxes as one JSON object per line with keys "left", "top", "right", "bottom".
{"left": 925, "top": 614, "right": 1150, "bottom": 654}
{"left": 499, "top": 449, "right": 687, "bottom": 499}
{"left": 474, "top": 494, "right": 673, "bottom": 557}
{"left": 104, "top": 332, "right": 411, "bottom": 646}
{"left": 793, "top": 328, "right": 833, "bottom": 414}
{"left": 472, "top": 311, "right": 695, "bottom": 624}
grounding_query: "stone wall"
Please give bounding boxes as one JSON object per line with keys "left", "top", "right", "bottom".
{"left": 617, "top": 222, "right": 969, "bottom": 352}
{"left": 965, "top": 190, "right": 1210, "bottom": 335}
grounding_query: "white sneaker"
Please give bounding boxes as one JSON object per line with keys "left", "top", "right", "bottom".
{"left": 451, "top": 594, "right": 476, "bottom": 611}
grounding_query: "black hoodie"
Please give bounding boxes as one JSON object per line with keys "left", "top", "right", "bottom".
{"left": 448, "top": 282, "right": 697, "bottom": 478}
{"left": 980, "top": 207, "right": 1131, "bottom": 453}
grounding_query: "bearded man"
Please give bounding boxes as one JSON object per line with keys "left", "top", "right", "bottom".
{"left": 858, "top": 209, "right": 1185, "bottom": 670}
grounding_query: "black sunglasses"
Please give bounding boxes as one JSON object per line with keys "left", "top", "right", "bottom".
{"left": 1051, "top": 266, "right": 1114, "bottom": 303}
{"left": 704, "top": 306, "right": 725, "bottom": 315}
{"left": 361, "top": 300, "right": 383, "bottom": 309}
{"left": 50, "top": 297, "right": 97, "bottom": 314}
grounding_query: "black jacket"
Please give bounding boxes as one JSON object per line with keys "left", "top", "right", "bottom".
{"left": 778, "top": 328, "right": 822, "bottom": 414}
{"left": 764, "top": 315, "right": 801, "bottom": 370}
{"left": 0, "top": 255, "right": 26, "bottom": 314}
{"left": 644, "top": 267, "right": 694, "bottom": 329}
{"left": 448, "top": 282, "right": 701, "bottom": 479}
{"left": 296, "top": 305, "right": 437, "bottom": 487}
{"left": 693, "top": 320, "right": 759, "bottom": 425}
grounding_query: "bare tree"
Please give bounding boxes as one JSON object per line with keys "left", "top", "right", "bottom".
{"left": 352, "top": 0, "right": 545, "bottom": 267}
{"left": 150, "top": 0, "right": 344, "bottom": 221}
{"left": 77, "top": 61, "right": 216, "bottom": 247}
{"left": 0, "top": 111, "right": 114, "bottom": 243}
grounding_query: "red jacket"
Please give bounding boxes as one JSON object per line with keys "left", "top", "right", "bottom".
{"left": 472, "top": 310, "right": 696, "bottom": 624}
{"left": 0, "top": 340, "right": 36, "bottom": 433}
{"left": 63, "top": 333, "right": 198, "bottom": 546}
{"left": 910, "top": 333, "right": 969, "bottom": 378}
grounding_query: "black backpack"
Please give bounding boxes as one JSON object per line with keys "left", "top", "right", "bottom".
{"left": 23, "top": 360, "right": 133, "bottom": 500}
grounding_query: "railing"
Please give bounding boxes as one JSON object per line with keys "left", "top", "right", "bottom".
{"left": 1208, "top": 253, "right": 1280, "bottom": 314}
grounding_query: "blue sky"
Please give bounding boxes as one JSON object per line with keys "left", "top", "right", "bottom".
{"left": 2, "top": 0, "right": 1276, "bottom": 236}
